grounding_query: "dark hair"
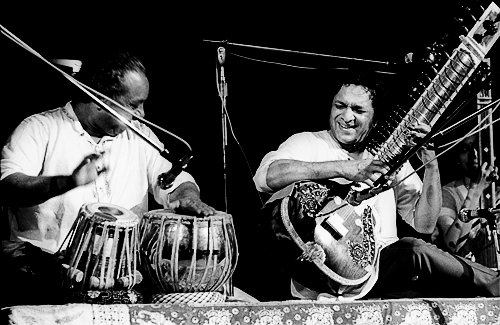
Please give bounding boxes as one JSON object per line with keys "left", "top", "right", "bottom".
{"left": 75, "top": 52, "right": 146, "bottom": 102}
{"left": 333, "top": 69, "right": 390, "bottom": 122}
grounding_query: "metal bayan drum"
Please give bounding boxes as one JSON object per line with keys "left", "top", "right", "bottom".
{"left": 139, "top": 210, "right": 238, "bottom": 293}
{"left": 63, "top": 202, "right": 141, "bottom": 291}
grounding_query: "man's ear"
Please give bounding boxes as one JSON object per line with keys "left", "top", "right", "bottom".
{"left": 89, "top": 101, "right": 103, "bottom": 111}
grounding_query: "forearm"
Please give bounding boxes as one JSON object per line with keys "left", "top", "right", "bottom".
{"left": 168, "top": 181, "right": 200, "bottom": 203}
{"left": 413, "top": 163, "right": 441, "bottom": 234}
{"left": 266, "top": 159, "right": 346, "bottom": 191}
{"left": 1, "top": 172, "right": 75, "bottom": 207}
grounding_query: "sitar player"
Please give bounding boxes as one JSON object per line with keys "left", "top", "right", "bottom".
{"left": 253, "top": 69, "right": 500, "bottom": 300}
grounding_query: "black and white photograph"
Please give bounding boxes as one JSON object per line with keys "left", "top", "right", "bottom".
{"left": 1, "top": 1, "right": 500, "bottom": 324}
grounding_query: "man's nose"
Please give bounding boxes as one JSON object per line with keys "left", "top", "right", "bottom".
{"left": 469, "top": 147, "right": 479, "bottom": 161}
{"left": 342, "top": 107, "right": 355, "bottom": 122}
{"left": 134, "top": 105, "right": 145, "bottom": 119}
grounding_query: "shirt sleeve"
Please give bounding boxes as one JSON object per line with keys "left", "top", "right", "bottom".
{"left": 253, "top": 132, "right": 320, "bottom": 193}
{"left": 393, "top": 161, "right": 423, "bottom": 226}
{"left": 1, "top": 116, "right": 49, "bottom": 181}
{"left": 441, "top": 185, "right": 460, "bottom": 213}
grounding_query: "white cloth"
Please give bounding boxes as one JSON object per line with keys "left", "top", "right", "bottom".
{"left": 253, "top": 131, "right": 423, "bottom": 300}
{"left": 1, "top": 102, "right": 196, "bottom": 253}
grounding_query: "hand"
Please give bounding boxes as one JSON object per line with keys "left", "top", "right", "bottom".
{"left": 470, "top": 162, "right": 498, "bottom": 192}
{"left": 168, "top": 196, "right": 217, "bottom": 217}
{"left": 71, "top": 154, "right": 105, "bottom": 186}
{"left": 410, "top": 122, "right": 437, "bottom": 166}
{"left": 341, "top": 159, "right": 389, "bottom": 187}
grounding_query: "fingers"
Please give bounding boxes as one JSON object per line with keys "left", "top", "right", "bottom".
{"left": 167, "top": 200, "right": 180, "bottom": 210}
{"left": 173, "top": 197, "right": 217, "bottom": 217}
{"left": 408, "top": 121, "right": 432, "bottom": 147}
{"left": 369, "top": 161, "right": 389, "bottom": 175}
{"left": 86, "top": 153, "right": 107, "bottom": 174}
{"left": 410, "top": 121, "right": 431, "bottom": 134}
{"left": 485, "top": 164, "right": 499, "bottom": 182}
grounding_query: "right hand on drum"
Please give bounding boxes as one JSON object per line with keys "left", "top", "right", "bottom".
{"left": 166, "top": 182, "right": 217, "bottom": 217}
{"left": 340, "top": 159, "right": 390, "bottom": 187}
{"left": 168, "top": 196, "right": 217, "bottom": 217}
{"left": 71, "top": 154, "right": 105, "bottom": 186}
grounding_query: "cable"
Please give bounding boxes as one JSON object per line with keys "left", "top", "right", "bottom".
{"left": 216, "top": 57, "right": 264, "bottom": 207}
{"left": 230, "top": 52, "right": 397, "bottom": 75}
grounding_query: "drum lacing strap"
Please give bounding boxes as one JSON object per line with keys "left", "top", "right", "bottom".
{"left": 194, "top": 217, "right": 215, "bottom": 291}
{"left": 62, "top": 214, "right": 86, "bottom": 286}
{"left": 58, "top": 211, "right": 84, "bottom": 256}
{"left": 97, "top": 222, "right": 110, "bottom": 289}
{"left": 155, "top": 216, "right": 168, "bottom": 293}
{"left": 171, "top": 216, "right": 182, "bottom": 292}
{"left": 114, "top": 223, "right": 126, "bottom": 288}
{"left": 131, "top": 226, "right": 140, "bottom": 288}
{"left": 69, "top": 217, "right": 96, "bottom": 290}
{"left": 186, "top": 216, "right": 199, "bottom": 292}
{"left": 111, "top": 224, "right": 119, "bottom": 287}
{"left": 212, "top": 215, "right": 233, "bottom": 291}
{"left": 82, "top": 219, "right": 99, "bottom": 290}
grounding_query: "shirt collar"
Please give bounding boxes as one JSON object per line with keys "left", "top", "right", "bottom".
{"left": 62, "top": 101, "right": 86, "bottom": 136}
{"left": 62, "top": 101, "right": 117, "bottom": 144}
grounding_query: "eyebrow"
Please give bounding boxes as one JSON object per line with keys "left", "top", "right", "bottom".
{"left": 128, "top": 99, "right": 146, "bottom": 105}
{"left": 334, "top": 100, "right": 365, "bottom": 110}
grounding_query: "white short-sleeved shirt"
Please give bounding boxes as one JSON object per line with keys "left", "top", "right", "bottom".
{"left": 1, "top": 102, "right": 196, "bottom": 253}
{"left": 253, "top": 131, "right": 423, "bottom": 300}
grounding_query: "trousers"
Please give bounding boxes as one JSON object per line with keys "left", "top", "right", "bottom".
{"left": 365, "top": 237, "right": 500, "bottom": 298}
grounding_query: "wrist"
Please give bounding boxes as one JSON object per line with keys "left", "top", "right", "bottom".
{"left": 57, "top": 176, "right": 76, "bottom": 194}
{"left": 466, "top": 186, "right": 482, "bottom": 199}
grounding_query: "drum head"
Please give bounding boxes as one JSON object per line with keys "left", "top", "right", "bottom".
{"left": 84, "top": 202, "right": 138, "bottom": 225}
{"left": 143, "top": 209, "right": 232, "bottom": 223}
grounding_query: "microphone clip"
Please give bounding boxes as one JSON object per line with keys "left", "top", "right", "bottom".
{"left": 157, "top": 152, "right": 193, "bottom": 190}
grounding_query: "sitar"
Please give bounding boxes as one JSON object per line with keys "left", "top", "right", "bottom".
{"left": 265, "top": 1, "right": 500, "bottom": 295}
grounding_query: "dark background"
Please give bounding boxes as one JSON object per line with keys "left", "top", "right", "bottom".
{"left": 1, "top": 2, "right": 499, "bottom": 301}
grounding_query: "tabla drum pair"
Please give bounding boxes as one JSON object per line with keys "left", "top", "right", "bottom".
{"left": 62, "top": 202, "right": 142, "bottom": 293}
{"left": 138, "top": 209, "right": 238, "bottom": 295}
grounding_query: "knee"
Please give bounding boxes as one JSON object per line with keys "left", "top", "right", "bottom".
{"left": 399, "top": 237, "right": 434, "bottom": 256}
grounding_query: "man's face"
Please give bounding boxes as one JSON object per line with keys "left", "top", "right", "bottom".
{"left": 97, "top": 71, "right": 149, "bottom": 137}
{"left": 457, "top": 135, "right": 479, "bottom": 175}
{"left": 329, "top": 84, "right": 375, "bottom": 151}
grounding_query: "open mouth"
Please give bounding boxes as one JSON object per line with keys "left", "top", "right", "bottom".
{"left": 338, "top": 122, "right": 355, "bottom": 130}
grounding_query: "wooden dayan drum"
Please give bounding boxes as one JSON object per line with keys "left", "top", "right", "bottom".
{"left": 63, "top": 202, "right": 141, "bottom": 291}
{"left": 139, "top": 210, "right": 238, "bottom": 293}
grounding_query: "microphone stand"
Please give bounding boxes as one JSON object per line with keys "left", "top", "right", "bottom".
{"left": 485, "top": 210, "right": 500, "bottom": 270}
{"left": 217, "top": 47, "right": 233, "bottom": 296}
{"left": 220, "top": 61, "right": 228, "bottom": 213}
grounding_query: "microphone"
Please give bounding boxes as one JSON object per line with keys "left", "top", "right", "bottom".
{"left": 217, "top": 47, "right": 226, "bottom": 66}
{"left": 157, "top": 152, "right": 193, "bottom": 190}
{"left": 217, "top": 47, "right": 227, "bottom": 97}
{"left": 458, "top": 207, "right": 499, "bottom": 223}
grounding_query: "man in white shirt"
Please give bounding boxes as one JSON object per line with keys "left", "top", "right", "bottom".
{"left": 0, "top": 52, "right": 216, "bottom": 305}
{"left": 253, "top": 69, "right": 500, "bottom": 300}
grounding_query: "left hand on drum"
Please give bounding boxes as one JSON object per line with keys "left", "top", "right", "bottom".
{"left": 168, "top": 196, "right": 217, "bottom": 216}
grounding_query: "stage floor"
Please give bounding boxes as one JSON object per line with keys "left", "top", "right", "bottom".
{"left": 3, "top": 297, "right": 500, "bottom": 325}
